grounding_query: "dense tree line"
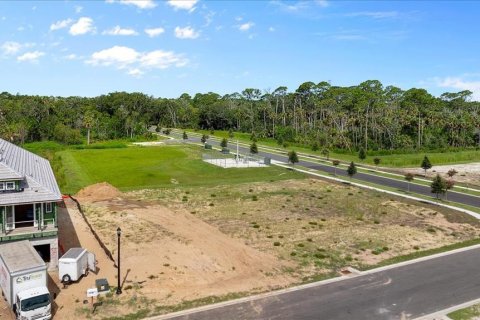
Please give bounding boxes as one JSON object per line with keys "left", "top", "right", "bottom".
{"left": 1, "top": 80, "right": 479, "bottom": 152}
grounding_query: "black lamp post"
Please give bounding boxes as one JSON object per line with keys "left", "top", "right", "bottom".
{"left": 116, "top": 227, "right": 122, "bottom": 295}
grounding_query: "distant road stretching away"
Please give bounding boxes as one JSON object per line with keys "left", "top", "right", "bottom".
{"left": 175, "top": 133, "right": 479, "bottom": 209}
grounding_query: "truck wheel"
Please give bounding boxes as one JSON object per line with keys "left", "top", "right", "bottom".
{"left": 62, "top": 274, "right": 71, "bottom": 284}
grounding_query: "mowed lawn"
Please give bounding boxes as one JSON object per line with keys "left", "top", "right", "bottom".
{"left": 58, "top": 145, "right": 304, "bottom": 194}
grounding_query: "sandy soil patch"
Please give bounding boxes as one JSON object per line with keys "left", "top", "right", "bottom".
{"left": 400, "top": 162, "right": 480, "bottom": 186}
{"left": 134, "top": 179, "right": 480, "bottom": 279}
{"left": 76, "top": 183, "right": 294, "bottom": 318}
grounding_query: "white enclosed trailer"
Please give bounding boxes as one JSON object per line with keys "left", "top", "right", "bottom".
{"left": 59, "top": 248, "right": 95, "bottom": 283}
{"left": 0, "top": 240, "right": 51, "bottom": 320}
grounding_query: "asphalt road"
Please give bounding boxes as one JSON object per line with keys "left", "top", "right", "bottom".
{"left": 163, "top": 247, "right": 480, "bottom": 320}
{"left": 174, "top": 133, "right": 479, "bottom": 209}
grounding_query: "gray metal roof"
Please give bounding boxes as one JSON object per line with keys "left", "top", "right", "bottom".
{"left": 61, "top": 247, "right": 86, "bottom": 260}
{"left": 0, "top": 139, "right": 62, "bottom": 205}
{"left": 0, "top": 240, "right": 46, "bottom": 273}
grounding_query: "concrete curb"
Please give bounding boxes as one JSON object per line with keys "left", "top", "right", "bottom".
{"left": 271, "top": 161, "right": 480, "bottom": 220}
{"left": 414, "top": 297, "right": 480, "bottom": 319}
{"left": 147, "top": 243, "right": 480, "bottom": 320}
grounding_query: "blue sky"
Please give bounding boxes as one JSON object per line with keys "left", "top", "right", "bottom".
{"left": 1, "top": 0, "right": 480, "bottom": 99}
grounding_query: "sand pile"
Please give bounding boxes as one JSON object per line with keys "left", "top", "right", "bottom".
{"left": 75, "top": 182, "right": 122, "bottom": 202}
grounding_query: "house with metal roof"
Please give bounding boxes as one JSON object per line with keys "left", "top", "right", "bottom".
{"left": 0, "top": 138, "right": 62, "bottom": 270}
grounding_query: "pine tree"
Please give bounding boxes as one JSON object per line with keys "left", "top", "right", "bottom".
{"left": 250, "top": 142, "right": 258, "bottom": 154}
{"left": 421, "top": 155, "right": 432, "bottom": 177}
{"left": 288, "top": 150, "right": 299, "bottom": 167}
{"left": 220, "top": 138, "right": 228, "bottom": 148}
{"left": 431, "top": 174, "right": 446, "bottom": 199}
{"left": 373, "top": 157, "right": 381, "bottom": 167}
{"left": 347, "top": 162, "right": 357, "bottom": 179}
{"left": 358, "top": 148, "right": 366, "bottom": 161}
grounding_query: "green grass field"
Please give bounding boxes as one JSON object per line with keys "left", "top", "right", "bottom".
{"left": 188, "top": 129, "right": 480, "bottom": 167}
{"left": 448, "top": 304, "right": 480, "bottom": 320}
{"left": 58, "top": 145, "right": 304, "bottom": 194}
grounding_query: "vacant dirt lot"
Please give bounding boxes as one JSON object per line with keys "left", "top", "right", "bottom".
{"left": 133, "top": 179, "right": 480, "bottom": 279}
{"left": 69, "top": 179, "right": 480, "bottom": 319}
{"left": 75, "top": 183, "right": 294, "bottom": 318}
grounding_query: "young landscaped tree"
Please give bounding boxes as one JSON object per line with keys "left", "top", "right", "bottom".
{"left": 311, "top": 142, "right": 319, "bottom": 152}
{"left": 404, "top": 172, "right": 414, "bottom": 192}
{"left": 250, "top": 142, "right": 258, "bottom": 154}
{"left": 182, "top": 131, "right": 188, "bottom": 140}
{"left": 447, "top": 168, "right": 458, "bottom": 179}
{"left": 321, "top": 148, "right": 330, "bottom": 160}
{"left": 228, "top": 129, "right": 234, "bottom": 139}
{"left": 332, "top": 160, "right": 340, "bottom": 176}
{"left": 373, "top": 157, "right": 381, "bottom": 168}
{"left": 421, "top": 155, "right": 432, "bottom": 177}
{"left": 358, "top": 148, "right": 366, "bottom": 161}
{"left": 347, "top": 161, "right": 357, "bottom": 180}
{"left": 201, "top": 134, "right": 208, "bottom": 144}
{"left": 220, "top": 138, "right": 228, "bottom": 148}
{"left": 445, "top": 179, "right": 455, "bottom": 200}
{"left": 431, "top": 174, "right": 446, "bottom": 199}
{"left": 288, "top": 150, "right": 299, "bottom": 168}
{"left": 250, "top": 132, "right": 257, "bottom": 142}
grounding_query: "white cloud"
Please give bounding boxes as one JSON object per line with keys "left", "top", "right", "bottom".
{"left": 75, "top": 6, "right": 83, "bottom": 13}
{"left": 69, "top": 17, "right": 95, "bottom": 35}
{"left": 107, "top": 0, "right": 157, "bottom": 9}
{"left": 64, "top": 53, "right": 77, "bottom": 60}
{"left": 50, "top": 18, "right": 73, "bottom": 31}
{"left": 87, "top": 46, "right": 139, "bottom": 68}
{"left": 1, "top": 41, "right": 22, "bottom": 55}
{"left": 238, "top": 22, "right": 254, "bottom": 31}
{"left": 269, "top": 26, "right": 275, "bottom": 32}
{"left": 436, "top": 76, "right": 480, "bottom": 101}
{"left": 346, "top": 11, "right": 399, "bottom": 19}
{"left": 128, "top": 68, "right": 144, "bottom": 77}
{"left": 87, "top": 45, "right": 188, "bottom": 76}
{"left": 167, "top": 0, "right": 198, "bottom": 11}
{"left": 315, "top": 0, "right": 329, "bottom": 8}
{"left": 145, "top": 27, "right": 165, "bottom": 37}
{"left": 17, "top": 51, "right": 45, "bottom": 62}
{"left": 174, "top": 26, "right": 199, "bottom": 39}
{"left": 103, "top": 25, "right": 138, "bottom": 36}
{"left": 140, "top": 50, "right": 188, "bottom": 68}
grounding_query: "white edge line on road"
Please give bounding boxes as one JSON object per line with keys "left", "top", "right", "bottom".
{"left": 271, "top": 160, "right": 480, "bottom": 220}
{"left": 172, "top": 129, "right": 480, "bottom": 197}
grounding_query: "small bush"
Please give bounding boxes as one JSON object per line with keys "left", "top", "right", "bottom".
{"left": 307, "top": 238, "right": 313, "bottom": 242}
{"left": 252, "top": 195, "right": 258, "bottom": 201}
{"left": 373, "top": 220, "right": 380, "bottom": 224}
{"left": 273, "top": 242, "right": 281, "bottom": 246}
{"left": 290, "top": 252, "right": 297, "bottom": 256}
{"left": 413, "top": 245, "right": 420, "bottom": 250}
{"left": 309, "top": 221, "right": 317, "bottom": 225}
{"left": 297, "top": 243, "right": 305, "bottom": 247}
{"left": 427, "top": 227, "right": 436, "bottom": 233}
{"left": 209, "top": 203, "right": 214, "bottom": 206}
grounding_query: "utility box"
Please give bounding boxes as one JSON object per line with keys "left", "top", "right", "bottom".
{"left": 58, "top": 248, "right": 96, "bottom": 284}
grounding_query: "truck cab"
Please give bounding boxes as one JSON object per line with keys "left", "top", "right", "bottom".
{"left": 15, "top": 287, "right": 51, "bottom": 320}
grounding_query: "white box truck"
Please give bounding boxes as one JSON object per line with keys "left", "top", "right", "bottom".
{"left": 0, "top": 240, "right": 51, "bottom": 320}
{"left": 59, "top": 248, "right": 95, "bottom": 284}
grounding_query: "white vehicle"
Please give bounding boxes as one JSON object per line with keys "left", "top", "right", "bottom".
{"left": 59, "top": 248, "right": 95, "bottom": 284}
{"left": 0, "top": 241, "right": 51, "bottom": 320}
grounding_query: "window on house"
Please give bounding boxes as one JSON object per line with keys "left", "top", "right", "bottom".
{"left": 45, "top": 202, "right": 52, "bottom": 213}
{"left": 0, "top": 182, "right": 4, "bottom": 190}
{"left": 6, "top": 182, "right": 14, "bottom": 190}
